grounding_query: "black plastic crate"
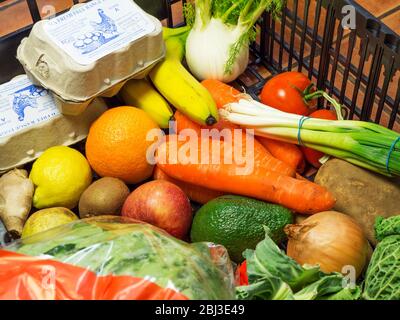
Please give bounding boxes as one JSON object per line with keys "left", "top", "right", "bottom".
{"left": 1, "top": 0, "right": 399, "bottom": 130}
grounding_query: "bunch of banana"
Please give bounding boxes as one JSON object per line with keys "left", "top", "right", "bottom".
{"left": 149, "top": 27, "right": 219, "bottom": 126}
{"left": 119, "top": 79, "right": 173, "bottom": 129}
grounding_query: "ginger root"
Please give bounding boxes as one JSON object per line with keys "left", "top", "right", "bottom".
{"left": 0, "top": 169, "right": 34, "bottom": 236}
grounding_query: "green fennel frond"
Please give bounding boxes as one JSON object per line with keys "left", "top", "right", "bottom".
{"left": 224, "top": 32, "right": 251, "bottom": 75}
{"left": 224, "top": 0, "right": 286, "bottom": 75}
{"left": 183, "top": 2, "right": 196, "bottom": 28}
{"left": 213, "top": 0, "right": 248, "bottom": 25}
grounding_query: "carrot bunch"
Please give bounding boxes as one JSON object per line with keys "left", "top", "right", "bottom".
{"left": 156, "top": 136, "right": 335, "bottom": 214}
{"left": 153, "top": 79, "right": 336, "bottom": 214}
{"left": 154, "top": 166, "right": 223, "bottom": 204}
{"left": 201, "top": 79, "right": 306, "bottom": 173}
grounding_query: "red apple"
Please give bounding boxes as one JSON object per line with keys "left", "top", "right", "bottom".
{"left": 121, "top": 180, "right": 192, "bottom": 239}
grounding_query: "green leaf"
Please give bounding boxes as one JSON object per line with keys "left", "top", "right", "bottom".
{"left": 224, "top": 0, "right": 286, "bottom": 74}
{"left": 294, "top": 274, "right": 360, "bottom": 300}
{"left": 245, "top": 227, "right": 321, "bottom": 291}
{"left": 195, "top": 0, "right": 213, "bottom": 28}
{"left": 236, "top": 277, "right": 294, "bottom": 300}
{"left": 183, "top": 2, "right": 196, "bottom": 28}
{"left": 363, "top": 235, "right": 400, "bottom": 300}
{"left": 322, "top": 287, "right": 361, "bottom": 300}
{"left": 375, "top": 215, "right": 400, "bottom": 241}
{"left": 240, "top": 229, "right": 362, "bottom": 300}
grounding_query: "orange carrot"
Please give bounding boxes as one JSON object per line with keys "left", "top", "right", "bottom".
{"left": 156, "top": 137, "right": 335, "bottom": 214}
{"left": 175, "top": 110, "right": 238, "bottom": 134}
{"left": 202, "top": 79, "right": 307, "bottom": 174}
{"left": 174, "top": 110, "right": 202, "bottom": 135}
{"left": 296, "top": 173, "right": 308, "bottom": 181}
{"left": 201, "top": 79, "right": 242, "bottom": 108}
{"left": 154, "top": 166, "right": 224, "bottom": 204}
{"left": 173, "top": 113, "right": 295, "bottom": 177}
{"left": 257, "top": 137, "right": 306, "bottom": 173}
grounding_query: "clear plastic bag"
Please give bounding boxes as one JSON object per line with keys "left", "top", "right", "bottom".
{"left": 0, "top": 216, "right": 235, "bottom": 300}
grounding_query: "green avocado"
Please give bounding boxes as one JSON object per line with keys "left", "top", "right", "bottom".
{"left": 190, "top": 195, "right": 293, "bottom": 262}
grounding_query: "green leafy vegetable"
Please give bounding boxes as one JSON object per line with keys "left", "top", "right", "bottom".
{"left": 294, "top": 275, "right": 360, "bottom": 300}
{"left": 375, "top": 215, "right": 400, "bottom": 241}
{"left": 236, "top": 277, "right": 294, "bottom": 300}
{"left": 363, "top": 216, "right": 400, "bottom": 300}
{"left": 320, "top": 287, "right": 362, "bottom": 300}
{"left": 242, "top": 233, "right": 321, "bottom": 291}
{"left": 236, "top": 228, "right": 361, "bottom": 300}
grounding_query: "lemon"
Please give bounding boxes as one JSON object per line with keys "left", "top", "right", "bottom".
{"left": 30, "top": 146, "right": 92, "bottom": 209}
{"left": 22, "top": 207, "right": 78, "bottom": 238}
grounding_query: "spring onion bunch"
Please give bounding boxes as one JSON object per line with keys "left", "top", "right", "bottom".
{"left": 220, "top": 95, "right": 400, "bottom": 177}
{"left": 184, "top": 0, "right": 285, "bottom": 82}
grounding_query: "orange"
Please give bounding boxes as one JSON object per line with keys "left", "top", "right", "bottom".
{"left": 86, "top": 107, "right": 161, "bottom": 184}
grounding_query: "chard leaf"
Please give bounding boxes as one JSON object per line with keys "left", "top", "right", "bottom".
{"left": 240, "top": 229, "right": 362, "bottom": 300}
{"left": 322, "top": 287, "right": 361, "bottom": 300}
{"left": 244, "top": 227, "right": 321, "bottom": 291}
{"left": 236, "top": 277, "right": 294, "bottom": 300}
{"left": 294, "top": 274, "right": 359, "bottom": 300}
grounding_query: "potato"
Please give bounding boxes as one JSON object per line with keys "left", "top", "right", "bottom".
{"left": 315, "top": 159, "right": 400, "bottom": 245}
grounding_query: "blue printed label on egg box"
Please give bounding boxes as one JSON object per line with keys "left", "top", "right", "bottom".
{"left": 43, "top": 0, "right": 156, "bottom": 66}
{"left": 0, "top": 75, "right": 59, "bottom": 138}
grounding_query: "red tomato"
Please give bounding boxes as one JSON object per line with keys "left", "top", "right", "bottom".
{"left": 260, "top": 72, "right": 317, "bottom": 115}
{"left": 308, "top": 109, "right": 338, "bottom": 120}
{"left": 301, "top": 109, "right": 337, "bottom": 168}
{"left": 236, "top": 261, "right": 249, "bottom": 286}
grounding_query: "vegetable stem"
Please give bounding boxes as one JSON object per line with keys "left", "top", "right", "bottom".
{"left": 195, "top": 0, "right": 213, "bottom": 28}
{"left": 304, "top": 90, "right": 344, "bottom": 120}
{"left": 239, "top": 0, "right": 255, "bottom": 23}
{"left": 221, "top": 0, "right": 246, "bottom": 24}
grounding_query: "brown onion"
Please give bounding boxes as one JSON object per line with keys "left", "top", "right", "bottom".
{"left": 284, "top": 211, "right": 370, "bottom": 278}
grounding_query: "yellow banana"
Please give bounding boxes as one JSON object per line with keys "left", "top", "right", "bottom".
{"left": 149, "top": 35, "right": 219, "bottom": 126}
{"left": 162, "top": 26, "right": 191, "bottom": 41}
{"left": 119, "top": 79, "right": 173, "bottom": 129}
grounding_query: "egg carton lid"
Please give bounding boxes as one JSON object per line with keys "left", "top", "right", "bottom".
{"left": 16, "top": 0, "right": 165, "bottom": 103}
{"left": 0, "top": 75, "right": 107, "bottom": 173}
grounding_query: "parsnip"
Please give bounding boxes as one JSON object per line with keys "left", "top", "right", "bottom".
{"left": 0, "top": 169, "right": 34, "bottom": 237}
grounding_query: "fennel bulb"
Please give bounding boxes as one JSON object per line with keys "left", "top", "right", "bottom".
{"left": 185, "top": 0, "right": 285, "bottom": 83}
{"left": 186, "top": 18, "right": 249, "bottom": 83}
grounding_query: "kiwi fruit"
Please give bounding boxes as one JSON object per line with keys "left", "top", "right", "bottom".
{"left": 79, "top": 177, "right": 130, "bottom": 218}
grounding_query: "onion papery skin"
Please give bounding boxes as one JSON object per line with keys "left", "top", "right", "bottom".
{"left": 285, "top": 211, "right": 370, "bottom": 278}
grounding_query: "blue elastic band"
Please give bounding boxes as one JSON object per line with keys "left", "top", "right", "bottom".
{"left": 386, "top": 136, "right": 400, "bottom": 175}
{"left": 297, "top": 116, "right": 310, "bottom": 146}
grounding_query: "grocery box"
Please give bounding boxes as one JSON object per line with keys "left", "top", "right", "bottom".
{"left": 0, "top": 0, "right": 399, "bottom": 303}
{"left": 16, "top": 0, "right": 165, "bottom": 115}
